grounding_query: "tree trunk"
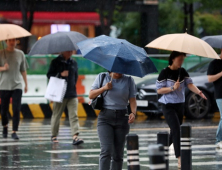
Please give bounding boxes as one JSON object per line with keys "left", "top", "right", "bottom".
{"left": 189, "top": 3, "right": 194, "bottom": 35}
{"left": 183, "top": 2, "right": 188, "bottom": 33}
{"left": 19, "top": 0, "right": 35, "bottom": 53}
{"left": 97, "top": 0, "right": 116, "bottom": 35}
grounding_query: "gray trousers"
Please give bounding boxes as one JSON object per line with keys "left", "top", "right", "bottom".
{"left": 51, "top": 97, "right": 79, "bottom": 137}
{"left": 97, "top": 108, "right": 130, "bottom": 170}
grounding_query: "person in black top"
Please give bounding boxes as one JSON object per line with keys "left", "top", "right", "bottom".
{"left": 156, "top": 51, "right": 207, "bottom": 168}
{"left": 207, "top": 49, "right": 222, "bottom": 148}
{"left": 47, "top": 51, "right": 83, "bottom": 145}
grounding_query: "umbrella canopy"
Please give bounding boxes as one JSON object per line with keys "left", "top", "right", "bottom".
{"left": 77, "top": 35, "right": 157, "bottom": 78}
{"left": 28, "top": 31, "right": 87, "bottom": 56}
{"left": 202, "top": 35, "right": 222, "bottom": 49}
{"left": 146, "top": 33, "right": 219, "bottom": 59}
{"left": 0, "top": 24, "right": 31, "bottom": 41}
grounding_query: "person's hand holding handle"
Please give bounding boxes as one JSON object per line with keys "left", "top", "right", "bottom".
{"left": 3, "top": 63, "right": 9, "bottom": 71}
{"left": 103, "top": 81, "right": 112, "bottom": 91}
{"left": 61, "top": 70, "right": 69, "bottom": 77}
{"left": 102, "top": 73, "right": 113, "bottom": 91}
{"left": 173, "top": 79, "right": 180, "bottom": 90}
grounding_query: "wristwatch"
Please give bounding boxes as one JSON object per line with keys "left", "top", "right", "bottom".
{"left": 171, "top": 86, "right": 174, "bottom": 91}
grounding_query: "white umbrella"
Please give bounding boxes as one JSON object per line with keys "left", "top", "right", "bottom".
{"left": 0, "top": 24, "right": 31, "bottom": 41}
{"left": 146, "top": 33, "right": 219, "bottom": 59}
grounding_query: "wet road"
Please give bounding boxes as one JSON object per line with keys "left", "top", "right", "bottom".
{"left": 0, "top": 113, "right": 221, "bottom": 170}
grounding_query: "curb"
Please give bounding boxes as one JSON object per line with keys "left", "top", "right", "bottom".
{"left": 0, "top": 103, "right": 97, "bottom": 119}
{"left": 0, "top": 103, "right": 147, "bottom": 119}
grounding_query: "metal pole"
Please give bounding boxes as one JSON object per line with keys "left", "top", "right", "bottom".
{"left": 181, "top": 125, "right": 192, "bottom": 170}
{"left": 126, "top": 134, "right": 140, "bottom": 170}
{"left": 148, "top": 144, "right": 166, "bottom": 170}
{"left": 157, "top": 132, "right": 169, "bottom": 170}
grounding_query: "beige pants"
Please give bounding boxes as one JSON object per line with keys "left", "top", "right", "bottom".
{"left": 51, "top": 97, "right": 79, "bottom": 137}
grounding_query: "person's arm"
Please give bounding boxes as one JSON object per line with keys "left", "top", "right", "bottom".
{"left": 21, "top": 71, "right": 28, "bottom": 93}
{"left": 156, "top": 68, "right": 180, "bottom": 94}
{"left": 207, "top": 60, "right": 222, "bottom": 82}
{"left": 187, "top": 84, "right": 207, "bottom": 100}
{"left": 157, "top": 80, "right": 180, "bottom": 94}
{"left": 0, "top": 63, "right": 9, "bottom": 72}
{"left": 208, "top": 71, "right": 222, "bottom": 82}
{"left": 128, "top": 77, "right": 137, "bottom": 123}
{"left": 47, "top": 60, "right": 59, "bottom": 79}
{"left": 89, "top": 82, "right": 112, "bottom": 99}
{"left": 128, "top": 97, "right": 137, "bottom": 124}
{"left": 129, "top": 98, "right": 137, "bottom": 115}
{"left": 0, "top": 66, "right": 6, "bottom": 72}
{"left": 157, "top": 87, "right": 171, "bottom": 94}
{"left": 75, "top": 63, "right": 78, "bottom": 84}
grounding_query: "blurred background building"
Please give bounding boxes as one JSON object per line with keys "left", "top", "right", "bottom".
{"left": 0, "top": 0, "right": 221, "bottom": 107}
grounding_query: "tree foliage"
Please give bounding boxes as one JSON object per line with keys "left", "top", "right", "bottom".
{"left": 114, "top": 12, "right": 141, "bottom": 46}
{"left": 159, "top": 0, "right": 222, "bottom": 37}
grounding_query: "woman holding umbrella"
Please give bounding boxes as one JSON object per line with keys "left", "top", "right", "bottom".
{"left": 156, "top": 51, "right": 207, "bottom": 168}
{"left": 77, "top": 35, "right": 158, "bottom": 170}
{"left": 89, "top": 72, "right": 137, "bottom": 170}
{"left": 0, "top": 24, "right": 31, "bottom": 140}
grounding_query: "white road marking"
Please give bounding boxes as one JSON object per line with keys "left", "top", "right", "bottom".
{"left": 61, "top": 164, "right": 98, "bottom": 167}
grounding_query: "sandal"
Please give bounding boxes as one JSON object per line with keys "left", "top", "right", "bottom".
{"left": 72, "top": 136, "right": 84, "bottom": 145}
{"left": 51, "top": 136, "right": 59, "bottom": 143}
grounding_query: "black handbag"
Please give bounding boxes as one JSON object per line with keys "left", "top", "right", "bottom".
{"left": 91, "top": 73, "right": 108, "bottom": 110}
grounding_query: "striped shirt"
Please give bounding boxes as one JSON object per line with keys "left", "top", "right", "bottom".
{"left": 156, "top": 67, "right": 193, "bottom": 104}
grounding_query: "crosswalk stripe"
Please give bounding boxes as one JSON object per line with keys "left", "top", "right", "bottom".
{"left": 141, "top": 161, "right": 222, "bottom": 167}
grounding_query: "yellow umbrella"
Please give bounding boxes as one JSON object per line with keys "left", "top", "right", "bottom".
{"left": 0, "top": 24, "right": 31, "bottom": 41}
{"left": 146, "top": 33, "right": 219, "bottom": 59}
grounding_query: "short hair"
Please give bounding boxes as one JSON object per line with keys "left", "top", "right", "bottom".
{"left": 169, "top": 51, "right": 186, "bottom": 65}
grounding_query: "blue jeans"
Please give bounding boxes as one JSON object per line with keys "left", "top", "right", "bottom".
{"left": 216, "top": 99, "right": 222, "bottom": 143}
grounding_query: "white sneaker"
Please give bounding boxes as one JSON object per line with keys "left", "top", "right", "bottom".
{"left": 216, "top": 141, "right": 222, "bottom": 148}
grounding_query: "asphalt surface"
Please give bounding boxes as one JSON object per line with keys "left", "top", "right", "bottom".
{"left": 0, "top": 113, "right": 221, "bottom": 170}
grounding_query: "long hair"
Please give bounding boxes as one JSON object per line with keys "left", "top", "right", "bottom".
{"left": 169, "top": 51, "right": 186, "bottom": 65}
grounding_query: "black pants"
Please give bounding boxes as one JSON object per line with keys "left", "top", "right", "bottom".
{"left": 162, "top": 103, "right": 184, "bottom": 158}
{"left": 0, "top": 89, "right": 22, "bottom": 131}
{"left": 97, "top": 108, "right": 130, "bottom": 170}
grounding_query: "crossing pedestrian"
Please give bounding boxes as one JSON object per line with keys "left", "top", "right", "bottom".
{"left": 0, "top": 38, "right": 28, "bottom": 140}
{"left": 207, "top": 49, "right": 222, "bottom": 148}
{"left": 47, "top": 51, "right": 83, "bottom": 145}
{"left": 156, "top": 51, "right": 207, "bottom": 168}
{"left": 89, "top": 71, "right": 137, "bottom": 170}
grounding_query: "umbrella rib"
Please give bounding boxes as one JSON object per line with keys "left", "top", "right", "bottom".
{"left": 109, "top": 44, "right": 123, "bottom": 71}
{"left": 199, "top": 41, "right": 217, "bottom": 58}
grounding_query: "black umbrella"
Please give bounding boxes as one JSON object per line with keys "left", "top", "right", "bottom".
{"left": 28, "top": 31, "right": 87, "bottom": 56}
{"left": 202, "top": 35, "right": 222, "bottom": 49}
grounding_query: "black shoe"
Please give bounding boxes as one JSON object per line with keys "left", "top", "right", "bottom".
{"left": 72, "top": 136, "right": 84, "bottom": 145}
{"left": 11, "top": 133, "right": 19, "bottom": 140}
{"left": 2, "top": 127, "right": 8, "bottom": 138}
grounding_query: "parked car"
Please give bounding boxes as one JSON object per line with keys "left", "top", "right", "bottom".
{"left": 136, "top": 60, "right": 219, "bottom": 119}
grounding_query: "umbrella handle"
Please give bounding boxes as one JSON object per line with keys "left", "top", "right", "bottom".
{"left": 110, "top": 73, "right": 113, "bottom": 82}
{"left": 1, "top": 41, "right": 6, "bottom": 60}
{"left": 178, "top": 67, "right": 181, "bottom": 81}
